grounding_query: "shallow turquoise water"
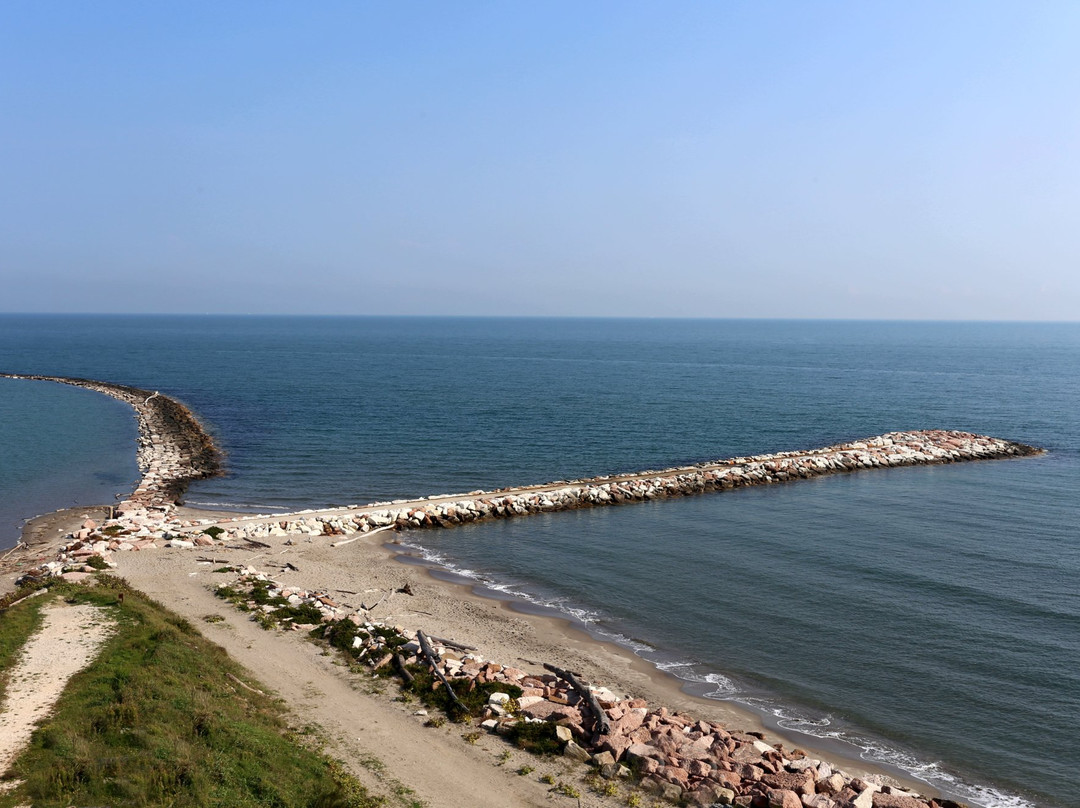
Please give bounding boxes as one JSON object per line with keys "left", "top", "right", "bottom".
{"left": 0, "top": 315, "right": 1076, "bottom": 807}
{"left": 0, "top": 378, "right": 138, "bottom": 544}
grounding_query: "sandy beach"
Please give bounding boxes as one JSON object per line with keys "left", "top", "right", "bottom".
{"left": 4, "top": 378, "right": 1016, "bottom": 804}
{"left": 89, "top": 508, "right": 933, "bottom": 806}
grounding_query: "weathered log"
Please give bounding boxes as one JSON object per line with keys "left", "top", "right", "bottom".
{"left": 393, "top": 652, "right": 414, "bottom": 685}
{"left": 427, "top": 635, "right": 477, "bottom": 653}
{"left": 331, "top": 523, "right": 397, "bottom": 547}
{"left": 227, "top": 672, "right": 266, "bottom": 697}
{"left": 373, "top": 653, "right": 394, "bottom": 670}
{"left": 417, "top": 630, "right": 467, "bottom": 713}
{"left": 543, "top": 662, "right": 612, "bottom": 738}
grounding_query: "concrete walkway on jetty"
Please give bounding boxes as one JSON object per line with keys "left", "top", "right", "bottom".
{"left": 1, "top": 373, "right": 1042, "bottom": 572}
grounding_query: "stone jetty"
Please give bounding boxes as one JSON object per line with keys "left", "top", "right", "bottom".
{"left": 2, "top": 373, "right": 1040, "bottom": 580}
{"left": 1, "top": 376, "right": 1043, "bottom": 805}
{"left": 194, "top": 429, "right": 1038, "bottom": 545}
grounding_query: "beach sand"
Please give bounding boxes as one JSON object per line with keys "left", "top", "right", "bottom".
{"left": 100, "top": 513, "right": 933, "bottom": 806}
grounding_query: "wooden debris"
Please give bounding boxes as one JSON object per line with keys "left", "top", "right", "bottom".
{"left": 417, "top": 630, "right": 467, "bottom": 713}
{"left": 544, "top": 662, "right": 612, "bottom": 738}
{"left": 393, "top": 652, "right": 414, "bottom": 685}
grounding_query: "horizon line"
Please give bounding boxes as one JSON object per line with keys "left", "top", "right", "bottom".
{"left": 1, "top": 312, "right": 1079, "bottom": 325}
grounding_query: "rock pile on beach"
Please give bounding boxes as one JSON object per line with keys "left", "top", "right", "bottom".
{"left": 205, "top": 430, "right": 1038, "bottom": 544}
{"left": 218, "top": 565, "right": 956, "bottom": 808}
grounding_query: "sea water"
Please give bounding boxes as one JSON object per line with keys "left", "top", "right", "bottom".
{"left": 0, "top": 377, "right": 139, "bottom": 544}
{"left": 0, "top": 315, "right": 1076, "bottom": 807}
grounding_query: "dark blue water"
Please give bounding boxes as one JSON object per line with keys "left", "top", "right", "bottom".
{"left": 1, "top": 315, "right": 1076, "bottom": 807}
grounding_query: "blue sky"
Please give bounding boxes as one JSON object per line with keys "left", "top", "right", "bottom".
{"left": 2, "top": 2, "right": 1078, "bottom": 318}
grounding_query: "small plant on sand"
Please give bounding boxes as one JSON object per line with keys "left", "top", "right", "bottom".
{"left": 202, "top": 525, "right": 225, "bottom": 539}
{"left": 517, "top": 765, "right": 534, "bottom": 776}
{"left": 595, "top": 779, "right": 619, "bottom": 797}
{"left": 423, "top": 716, "right": 445, "bottom": 728}
{"left": 540, "top": 773, "right": 556, "bottom": 785}
{"left": 506, "top": 720, "right": 563, "bottom": 755}
{"left": 202, "top": 614, "right": 224, "bottom": 624}
{"left": 496, "top": 749, "right": 512, "bottom": 765}
{"left": 552, "top": 782, "right": 581, "bottom": 799}
{"left": 462, "top": 731, "right": 482, "bottom": 745}
{"left": 84, "top": 555, "right": 109, "bottom": 570}
{"left": 625, "top": 793, "right": 643, "bottom": 807}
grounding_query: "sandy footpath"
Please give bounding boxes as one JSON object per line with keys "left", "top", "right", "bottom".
{"left": 113, "top": 524, "right": 926, "bottom": 806}
{"left": 0, "top": 602, "right": 116, "bottom": 777}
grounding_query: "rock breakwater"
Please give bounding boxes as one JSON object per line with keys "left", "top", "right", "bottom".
{"left": 199, "top": 430, "right": 1039, "bottom": 544}
{"left": 1, "top": 372, "right": 1040, "bottom": 586}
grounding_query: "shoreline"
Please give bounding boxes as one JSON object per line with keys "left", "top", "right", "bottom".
{"left": 385, "top": 538, "right": 956, "bottom": 800}
{"left": 0, "top": 374, "right": 1047, "bottom": 806}
{"left": 0, "top": 504, "right": 944, "bottom": 796}
{"left": 109, "top": 512, "right": 944, "bottom": 805}
{"left": 2, "top": 497, "right": 1039, "bottom": 806}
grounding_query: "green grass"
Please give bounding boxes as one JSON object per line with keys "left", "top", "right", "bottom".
{"left": 0, "top": 585, "right": 50, "bottom": 706}
{"left": 0, "top": 577, "right": 382, "bottom": 808}
{"left": 505, "top": 720, "right": 563, "bottom": 755}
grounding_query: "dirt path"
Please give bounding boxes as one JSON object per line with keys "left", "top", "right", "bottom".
{"left": 0, "top": 602, "right": 116, "bottom": 775}
{"left": 117, "top": 554, "right": 592, "bottom": 808}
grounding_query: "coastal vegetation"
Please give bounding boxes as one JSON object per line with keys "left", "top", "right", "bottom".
{"left": 0, "top": 577, "right": 380, "bottom": 808}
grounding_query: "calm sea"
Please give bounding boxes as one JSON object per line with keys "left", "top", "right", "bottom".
{"left": 1, "top": 315, "right": 1076, "bottom": 808}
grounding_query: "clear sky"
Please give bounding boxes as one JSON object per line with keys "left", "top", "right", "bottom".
{"left": 2, "top": 2, "right": 1078, "bottom": 319}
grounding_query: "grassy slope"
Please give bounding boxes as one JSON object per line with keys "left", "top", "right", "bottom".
{"left": 0, "top": 577, "right": 381, "bottom": 808}
{"left": 0, "top": 588, "right": 48, "bottom": 708}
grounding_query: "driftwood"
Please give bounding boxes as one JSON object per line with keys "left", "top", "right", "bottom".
{"left": 373, "top": 653, "right": 394, "bottom": 670}
{"left": 427, "top": 635, "right": 477, "bottom": 653}
{"left": 331, "top": 523, "right": 397, "bottom": 547}
{"left": 244, "top": 538, "right": 272, "bottom": 549}
{"left": 543, "top": 663, "right": 612, "bottom": 738}
{"left": 360, "top": 591, "right": 391, "bottom": 612}
{"left": 196, "top": 556, "right": 231, "bottom": 564}
{"left": 0, "top": 542, "right": 26, "bottom": 562}
{"left": 393, "top": 652, "right": 414, "bottom": 685}
{"left": 417, "top": 630, "right": 467, "bottom": 713}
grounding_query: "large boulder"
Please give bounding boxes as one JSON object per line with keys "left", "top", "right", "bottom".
{"left": 767, "top": 789, "right": 802, "bottom": 808}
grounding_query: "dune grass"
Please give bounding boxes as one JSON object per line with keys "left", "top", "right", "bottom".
{"left": 0, "top": 576, "right": 382, "bottom": 808}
